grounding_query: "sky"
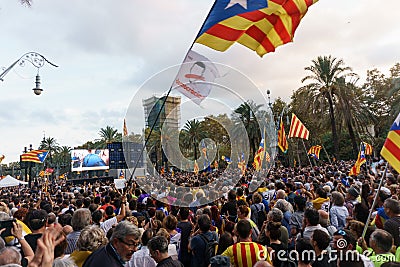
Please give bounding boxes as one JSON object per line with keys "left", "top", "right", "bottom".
{"left": 1, "top": 0, "right": 400, "bottom": 164}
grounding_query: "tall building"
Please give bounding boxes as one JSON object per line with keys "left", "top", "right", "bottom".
{"left": 142, "top": 95, "right": 181, "bottom": 130}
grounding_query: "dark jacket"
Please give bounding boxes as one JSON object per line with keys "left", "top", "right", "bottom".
{"left": 83, "top": 243, "right": 124, "bottom": 267}
{"left": 157, "top": 256, "right": 184, "bottom": 267}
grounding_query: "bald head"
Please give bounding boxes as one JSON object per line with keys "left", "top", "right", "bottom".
{"left": 254, "top": 260, "right": 273, "bottom": 267}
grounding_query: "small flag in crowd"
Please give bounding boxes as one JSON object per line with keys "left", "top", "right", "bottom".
{"left": 278, "top": 117, "right": 288, "bottom": 153}
{"left": 21, "top": 150, "right": 48, "bottom": 163}
{"left": 221, "top": 156, "right": 232, "bottom": 164}
{"left": 195, "top": 0, "right": 318, "bottom": 57}
{"left": 123, "top": 118, "right": 128, "bottom": 137}
{"left": 238, "top": 152, "right": 246, "bottom": 175}
{"left": 308, "top": 145, "right": 322, "bottom": 160}
{"left": 194, "top": 160, "right": 199, "bottom": 174}
{"left": 381, "top": 113, "right": 400, "bottom": 173}
{"left": 119, "top": 170, "right": 125, "bottom": 179}
{"left": 253, "top": 134, "right": 265, "bottom": 171}
{"left": 349, "top": 142, "right": 367, "bottom": 176}
{"left": 363, "top": 142, "right": 373, "bottom": 155}
{"left": 288, "top": 113, "right": 310, "bottom": 140}
{"left": 265, "top": 151, "right": 271, "bottom": 162}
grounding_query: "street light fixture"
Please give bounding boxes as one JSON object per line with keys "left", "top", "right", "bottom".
{"left": 0, "top": 52, "right": 58, "bottom": 95}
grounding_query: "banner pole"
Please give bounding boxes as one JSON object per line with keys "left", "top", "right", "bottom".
{"left": 361, "top": 162, "right": 388, "bottom": 238}
{"left": 302, "top": 139, "right": 313, "bottom": 168}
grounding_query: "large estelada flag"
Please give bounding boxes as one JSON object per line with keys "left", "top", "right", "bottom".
{"left": 381, "top": 113, "right": 400, "bottom": 173}
{"left": 173, "top": 50, "right": 219, "bottom": 105}
{"left": 278, "top": 117, "right": 288, "bottom": 153}
{"left": 288, "top": 113, "right": 309, "bottom": 139}
{"left": 195, "top": 0, "right": 318, "bottom": 57}
{"left": 308, "top": 145, "right": 321, "bottom": 160}
{"left": 21, "top": 150, "right": 48, "bottom": 163}
{"left": 349, "top": 142, "right": 367, "bottom": 176}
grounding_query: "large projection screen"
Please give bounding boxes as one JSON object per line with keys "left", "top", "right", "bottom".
{"left": 71, "top": 149, "right": 109, "bottom": 172}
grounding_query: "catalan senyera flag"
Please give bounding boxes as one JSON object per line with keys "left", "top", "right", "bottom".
{"left": 278, "top": 117, "right": 288, "bottom": 153}
{"left": 288, "top": 113, "right": 310, "bottom": 140}
{"left": 21, "top": 150, "right": 48, "bottom": 163}
{"left": 349, "top": 142, "right": 367, "bottom": 176}
{"left": 363, "top": 142, "right": 373, "bottom": 155}
{"left": 381, "top": 113, "right": 400, "bottom": 173}
{"left": 195, "top": 0, "right": 318, "bottom": 57}
{"left": 123, "top": 118, "right": 128, "bottom": 137}
{"left": 253, "top": 135, "right": 265, "bottom": 171}
{"left": 194, "top": 160, "right": 199, "bottom": 174}
{"left": 307, "top": 145, "right": 322, "bottom": 160}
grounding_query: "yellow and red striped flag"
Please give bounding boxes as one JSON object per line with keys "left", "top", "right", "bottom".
{"left": 195, "top": 0, "right": 318, "bottom": 57}
{"left": 307, "top": 145, "right": 321, "bottom": 160}
{"left": 194, "top": 160, "right": 199, "bottom": 175}
{"left": 288, "top": 113, "right": 309, "bottom": 140}
{"left": 278, "top": 117, "right": 288, "bottom": 153}
{"left": 363, "top": 142, "right": 373, "bottom": 155}
{"left": 253, "top": 135, "right": 265, "bottom": 171}
{"left": 349, "top": 143, "right": 367, "bottom": 176}
{"left": 381, "top": 113, "right": 400, "bottom": 173}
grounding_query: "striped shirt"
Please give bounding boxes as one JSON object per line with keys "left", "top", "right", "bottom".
{"left": 222, "top": 242, "right": 271, "bottom": 267}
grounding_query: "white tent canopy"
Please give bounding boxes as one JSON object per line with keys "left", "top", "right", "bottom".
{"left": 0, "top": 175, "right": 28, "bottom": 187}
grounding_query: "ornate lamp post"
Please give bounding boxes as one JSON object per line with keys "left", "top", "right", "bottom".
{"left": 0, "top": 52, "right": 58, "bottom": 95}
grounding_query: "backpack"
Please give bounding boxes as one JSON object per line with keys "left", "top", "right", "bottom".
{"left": 199, "top": 233, "right": 218, "bottom": 267}
{"left": 254, "top": 204, "right": 266, "bottom": 229}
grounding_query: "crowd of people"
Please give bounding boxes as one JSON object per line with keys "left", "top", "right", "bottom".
{"left": 0, "top": 158, "right": 399, "bottom": 267}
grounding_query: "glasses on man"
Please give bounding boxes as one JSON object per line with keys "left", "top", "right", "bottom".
{"left": 118, "top": 238, "right": 140, "bottom": 248}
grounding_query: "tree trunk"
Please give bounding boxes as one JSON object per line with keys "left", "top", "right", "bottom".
{"left": 193, "top": 143, "right": 197, "bottom": 160}
{"left": 346, "top": 118, "right": 358, "bottom": 158}
{"left": 327, "top": 92, "right": 339, "bottom": 159}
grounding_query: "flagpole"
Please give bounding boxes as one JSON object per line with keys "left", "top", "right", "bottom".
{"left": 126, "top": 1, "right": 218, "bottom": 190}
{"left": 302, "top": 139, "right": 313, "bottom": 168}
{"left": 321, "top": 143, "right": 332, "bottom": 164}
{"left": 361, "top": 162, "right": 388, "bottom": 238}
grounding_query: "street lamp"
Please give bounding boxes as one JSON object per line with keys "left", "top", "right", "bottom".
{"left": 0, "top": 52, "right": 58, "bottom": 95}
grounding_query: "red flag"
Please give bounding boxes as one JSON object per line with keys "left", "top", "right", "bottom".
{"left": 288, "top": 113, "right": 310, "bottom": 140}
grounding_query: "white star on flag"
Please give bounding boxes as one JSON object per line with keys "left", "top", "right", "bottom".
{"left": 395, "top": 113, "right": 400, "bottom": 126}
{"left": 225, "top": 0, "right": 248, "bottom": 9}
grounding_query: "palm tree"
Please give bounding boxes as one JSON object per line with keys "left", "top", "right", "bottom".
{"left": 39, "top": 137, "right": 60, "bottom": 164}
{"left": 232, "top": 100, "right": 263, "bottom": 159}
{"left": 334, "top": 77, "right": 376, "bottom": 156}
{"left": 19, "top": 0, "right": 32, "bottom": 6}
{"left": 301, "top": 55, "right": 355, "bottom": 158}
{"left": 182, "top": 119, "right": 206, "bottom": 160}
{"left": 54, "top": 146, "right": 72, "bottom": 174}
{"left": 97, "top": 126, "right": 121, "bottom": 148}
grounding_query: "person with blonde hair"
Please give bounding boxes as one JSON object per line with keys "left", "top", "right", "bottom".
{"left": 69, "top": 225, "right": 108, "bottom": 267}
